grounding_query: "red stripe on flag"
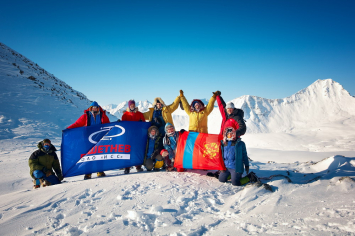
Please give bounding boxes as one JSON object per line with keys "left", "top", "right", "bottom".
{"left": 192, "top": 133, "right": 204, "bottom": 168}
{"left": 174, "top": 131, "right": 189, "bottom": 169}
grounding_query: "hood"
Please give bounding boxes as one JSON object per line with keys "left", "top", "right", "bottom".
{"left": 148, "top": 125, "right": 160, "bottom": 137}
{"left": 84, "top": 106, "right": 105, "bottom": 114}
{"left": 37, "top": 141, "right": 57, "bottom": 152}
{"left": 164, "top": 122, "right": 174, "bottom": 132}
{"left": 126, "top": 107, "right": 139, "bottom": 112}
{"left": 222, "top": 126, "right": 237, "bottom": 144}
{"left": 189, "top": 99, "right": 205, "bottom": 112}
{"left": 153, "top": 97, "right": 167, "bottom": 107}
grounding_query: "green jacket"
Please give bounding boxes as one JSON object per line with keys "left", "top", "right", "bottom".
{"left": 28, "top": 142, "right": 63, "bottom": 179}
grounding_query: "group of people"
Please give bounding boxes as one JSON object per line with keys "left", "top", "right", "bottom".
{"left": 29, "top": 90, "right": 249, "bottom": 189}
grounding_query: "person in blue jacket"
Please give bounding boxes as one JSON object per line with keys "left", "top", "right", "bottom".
{"left": 219, "top": 123, "right": 250, "bottom": 186}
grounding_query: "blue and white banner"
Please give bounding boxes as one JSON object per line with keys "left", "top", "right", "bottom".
{"left": 61, "top": 121, "right": 150, "bottom": 177}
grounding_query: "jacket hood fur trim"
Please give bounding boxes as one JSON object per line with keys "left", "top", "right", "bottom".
{"left": 126, "top": 107, "right": 139, "bottom": 112}
{"left": 153, "top": 97, "right": 166, "bottom": 107}
{"left": 189, "top": 99, "right": 205, "bottom": 112}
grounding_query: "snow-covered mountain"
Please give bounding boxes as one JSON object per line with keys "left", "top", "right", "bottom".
{"left": 0, "top": 42, "right": 116, "bottom": 139}
{"left": 102, "top": 100, "right": 153, "bottom": 119}
{"left": 105, "top": 79, "right": 355, "bottom": 136}
{"left": 1, "top": 44, "right": 355, "bottom": 236}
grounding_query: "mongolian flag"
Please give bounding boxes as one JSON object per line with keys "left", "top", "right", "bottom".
{"left": 174, "top": 131, "right": 226, "bottom": 170}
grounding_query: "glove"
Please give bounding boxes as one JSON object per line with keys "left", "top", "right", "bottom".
{"left": 45, "top": 170, "right": 52, "bottom": 177}
{"left": 180, "top": 90, "right": 184, "bottom": 97}
{"left": 245, "top": 166, "right": 250, "bottom": 174}
{"left": 180, "top": 129, "right": 186, "bottom": 134}
{"left": 161, "top": 151, "right": 169, "bottom": 157}
{"left": 212, "top": 90, "right": 221, "bottom": 98}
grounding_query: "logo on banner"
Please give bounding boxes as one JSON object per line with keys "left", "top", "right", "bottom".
{"left": 88, "top": 125, "right": 125, "bottom": 144}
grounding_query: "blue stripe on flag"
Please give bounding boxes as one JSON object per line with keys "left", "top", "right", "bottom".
{"left": 182, "top": 132, "right": 199, "bottom": 169}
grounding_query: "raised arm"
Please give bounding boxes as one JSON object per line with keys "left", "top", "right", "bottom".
{"left": 205, "top": 91, "right": 219, "bottom": 115}
{"left": 180, "top": 90, "right": 191, "bottom": 115}
{"left": 166, "top": 96, "right": 181, "bottom": 113}
{"left": 216, "top": 93, "right": 226, "bottom": 121}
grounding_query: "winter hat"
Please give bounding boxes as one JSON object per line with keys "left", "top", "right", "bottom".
{"left": 43, "top": 139, "right": 51, "bottom": 144}
{"left": 128, "top": 100, "right": 135, "bottom": 107}
{"left": 226, "top": 102, "right": 235, "bottom": 109}
{"left": 165, "top": 123, "right": 174, "bottom": 132}
{"left": 90, "top": 101, "right": 99, "bottom": 107}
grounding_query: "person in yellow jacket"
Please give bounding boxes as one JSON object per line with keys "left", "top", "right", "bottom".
{"left": 180, "top": 90, "right": 220, "bottom": 133}
{"left": 143, "top": 96, "right": 181, "bottom": 135}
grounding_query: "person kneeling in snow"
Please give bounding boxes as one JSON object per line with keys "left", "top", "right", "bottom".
{"left": 162, "top": 123, "right": 185, "bottom": 172}
{"left": 144, "top": 126, "right": 164, "bottom": 171}
{"left": 219, "top": 125, "right": 250, "bottom": 186}
{"left": 29, "top": 139, "right": 63, "bottom": 189}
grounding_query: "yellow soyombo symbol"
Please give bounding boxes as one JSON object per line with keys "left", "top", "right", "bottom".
{"left": 203, "top": 142, "right": 219, "bottom": 159}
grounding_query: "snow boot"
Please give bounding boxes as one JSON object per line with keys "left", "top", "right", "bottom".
{"left": 97, "top": 172, "right": 106, "bottom": 177}
{"left": 124, "top": 168, "right": 130, "bottom": 174}
{"left": 84, "top": 174, "right": 92, "bottom": 180}
{"left": 41, "top": 179, "right": 51, "bottom": 187}
{"left": 33, "top": 179, "right": 40, "bottom": 189}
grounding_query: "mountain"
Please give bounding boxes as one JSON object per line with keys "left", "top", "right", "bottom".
{"left": 0, "top": 42, "right": 116, "bottom": 139}
{"left": 102, "top": 100, "right": 153, "bottom": 119}
{"left": 104, "top": 79, "right": 355, "bottom": 135}
{"left": 233, "top": 79, "right": 355, "bottom": 133}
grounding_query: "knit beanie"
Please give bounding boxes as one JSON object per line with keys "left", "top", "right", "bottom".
{"left": 226, "top": 102, "right": 235, "bottom": 109}
{"left": 128, "top": 100, "right": 135, "bottom": 107}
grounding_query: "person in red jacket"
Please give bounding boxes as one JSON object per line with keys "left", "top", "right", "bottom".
{"left": 122, "top": 100, "right": 146, "bottom": 174}
{"left": 121, "top": 100, "right": 145, "bottom": 122}
{"left": 216, "top": 93, "right": 246, "bottom": 138}
{"left": 67, "top": 101, "right": 110, "bottom": 180}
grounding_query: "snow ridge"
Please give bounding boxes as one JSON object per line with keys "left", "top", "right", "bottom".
{"left": 0, "top": 42, "right": 115, "bottom": 139}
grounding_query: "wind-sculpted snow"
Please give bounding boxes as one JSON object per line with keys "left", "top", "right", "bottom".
{"left": 0, "top": 139, "right": 354, "bottom": 235}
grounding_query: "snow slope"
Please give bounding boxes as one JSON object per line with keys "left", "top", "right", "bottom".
{"left": 0, "top": 43, "right": 355, "bottom": 235}
{"left": 0, "top": 42, "right": 116, "bottom": 140}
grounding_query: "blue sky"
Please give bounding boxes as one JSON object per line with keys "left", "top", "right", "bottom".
{"left": 1, "top": 0, "right": 354, "bottom": 106}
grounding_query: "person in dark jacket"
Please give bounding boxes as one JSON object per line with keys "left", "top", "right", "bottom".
{"left": 67, "top": 101, "right": 110, "bottom": 180}
{"left": 219, "top": 123, "right": 249, "bottom": 186}
{"left": 29, "top": 139, "right": 63, "bottom": 188}
{"left": 143, "top": 126, "right": 164, "bottom": 171}
{"left": 216, "top": 93, "right": 246, "bottom": 137}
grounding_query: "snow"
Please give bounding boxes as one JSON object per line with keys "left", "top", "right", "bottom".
{"left": 1, "top": 42, "right": 355, "bottom": 235}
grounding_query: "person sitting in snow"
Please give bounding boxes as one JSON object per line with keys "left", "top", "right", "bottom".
{"left": 122, "top": 99, "right": 146, "bottom": 174}
{"left": 216, "top": 93, "right": 246, "bottom": 137}
{"left": 180, "top": 90, "right": 218, "bottom": 133}
{"left": 144, "top": 126, "right": 164, "bottom": 171}
{"left": 219, "top": 123, "right": 250, "bottom": 186}
{"left": 29, "top": 139, "right": 63, "bottom": 189}
{"left": 143, "top": 96, "right": 181, "bottom": 136}
{"left": 162, "top": 123, "right": 185, "bottom": 172}
{"left": 67, "top": 101, "right": 110, "bottom": 180}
